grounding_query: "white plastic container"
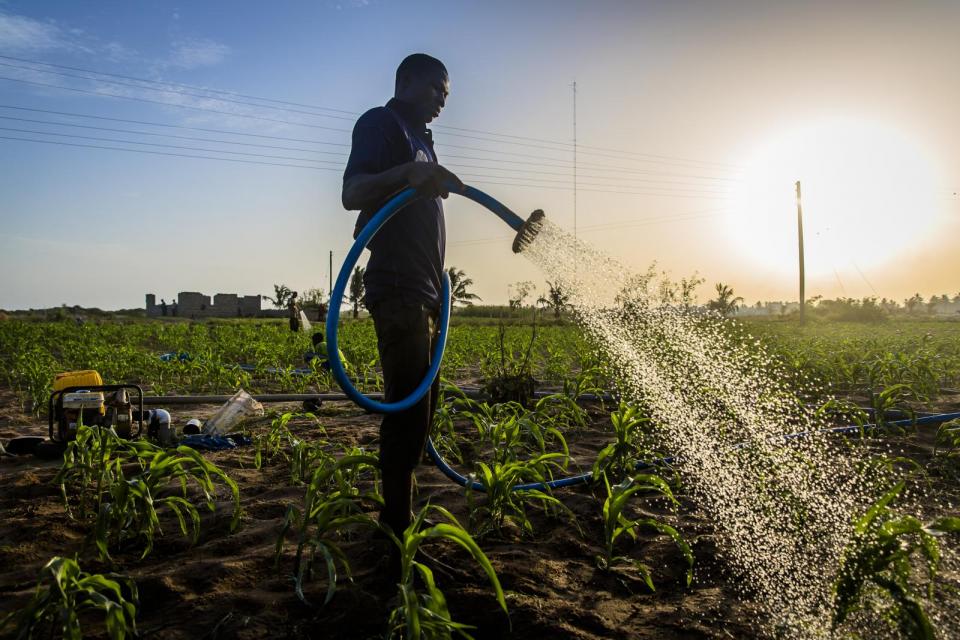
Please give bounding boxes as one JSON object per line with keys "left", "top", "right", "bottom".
{"left": 203, "top": 390, "right": 264, "bottom": 435}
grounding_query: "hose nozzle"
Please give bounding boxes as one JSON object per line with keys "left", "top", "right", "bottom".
{"left": 512, "top": 209, "right": 546, "bottom": 253}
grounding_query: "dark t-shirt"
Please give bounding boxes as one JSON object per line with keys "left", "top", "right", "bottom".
{"left": 343, "top": 98, "right": 445, "bottom": 309}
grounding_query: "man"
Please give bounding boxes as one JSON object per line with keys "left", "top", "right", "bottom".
{"left": 342, "top": 53, "right": 463, "bottom": 538}
{"left": 288, "top": 291, "right": 301, "bottom": 332}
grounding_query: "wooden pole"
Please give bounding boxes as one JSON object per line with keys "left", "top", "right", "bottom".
{"left": 796, "top": 180, "right": 805, "bottom": 324}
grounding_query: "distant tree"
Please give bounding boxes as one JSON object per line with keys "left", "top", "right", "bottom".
{"left": 707, "top": 282, "right": 744, "bottom": 317}
{"left": 537, "top": 281, "right": 570, "bottom": 319}
{"left": 264, "top": 284, "right": 292, "bottom": 310}
{"left": 508, "top": 281, "right": 535, "bottom": 310}
{"left": 679, "top": 273, "right": 705, "bottom": 309}
{"left": 348, "top": 266, "right": 365, "bottom": 319}
{"left": 904, "top": 293, "right": 924, "bottom": 314}
{"left": 447, "top": 267, "right": 481, "bottom": 306}
{"left": 300, "top": 288, "right": 326, "bottom": 306}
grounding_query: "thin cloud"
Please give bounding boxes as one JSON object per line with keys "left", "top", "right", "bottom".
{"left": 166, "top": 38, "right": 231, "bottom": 70}
{"left": 0, "top": 11, "right": 68, "bottom": 52}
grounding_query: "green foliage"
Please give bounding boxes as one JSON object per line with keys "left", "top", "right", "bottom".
{"left": 447, "top": 266, "right": 481, "bottom": 307}
{"left": 55, "top": 424, "right": 240, "bottom": 561}
{"left": 385, "top": 505, "right": 508, "bottom": 640}
{"left": 481, "top": 324, "right": 538, "bottom": 406}
{"left": 275, "top": 452, "right": 381, "bottom": 606}
{"left": 596, "top": 473, "right": 692, "bottom": 591}
{"left": 832, "top": 481, "right": 960, "bottom": 637}
{"left": 349, "top": 266, "right": 365, "bottom": 318}
{"left": 467, "top": 453, "right": 575, "bottom": 538}
{"left": 1, "top": 556, "right": 138, "bottom": 640}
{"left": 592, "top": 402, "right": 653, "bottom": 481}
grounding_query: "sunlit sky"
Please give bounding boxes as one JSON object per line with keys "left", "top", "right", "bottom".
{"left": 1, "top": 0, "right": 958, "bottom": 310}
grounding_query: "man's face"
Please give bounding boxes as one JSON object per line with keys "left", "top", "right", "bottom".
{"left": 398, "top": 68, "right": 449, "bottom": 124}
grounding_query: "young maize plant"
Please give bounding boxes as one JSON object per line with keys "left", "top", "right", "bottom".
{"left": 831, "top": 480, "right": 960, "bottom": 638}
{"left": 254, "top": 411, "right": 325, "bottom": 470}
{"left": 0, "top": 556, "right": 138, "bottom": 640}
{"left": 597, "top": 473, "right": 693, "bottom": 591}
{"left": 431, "top": 381, "right": 470, "bottom": 465}
{"left": 932, "top": 419, "right": 960, "bottom": 480}
{"left": 467, "top": 452, "right": 577, "bottom": 538}
{"left": 275, "top": 452, "right": 382, "bottom": 606}
{"left": 592, "top": 402, "right": 655, "bottom": 482}
{"left": 386, "top": 505, "right": 509, "bottom": 640}
{"left": 55, "top": 424, "right": 240, "bottom": 561}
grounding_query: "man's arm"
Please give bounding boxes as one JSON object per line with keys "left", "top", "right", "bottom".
{"left": 342, "top": 161, "right": 464, "bottom": 211}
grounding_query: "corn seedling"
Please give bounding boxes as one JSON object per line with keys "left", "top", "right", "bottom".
{"left": 0, "top": 556, "right": 138, "bottom": 640}
{"left": 275, "top": 452, "right": 382, "bottom": 605}
{"left": 385, "top": 505, "right": 508, "bottom": 640}
{"left": 597, "top": 473, "right": 692, "bottom": 591}
{"left": 592, "top": 402, "right": 655, "bottom": 482}
{"left": 467, "top": 453, "right": 576, "bottom": 538}
{"left": 832, "top": 480, "right": 960, "bottom": 637}
{"left": 55, "top": 424, "right": 240, "bottom": 561}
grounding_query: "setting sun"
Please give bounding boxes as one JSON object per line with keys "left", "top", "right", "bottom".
{"left": 727, "top": 118, "right": 943, "bottom": 277}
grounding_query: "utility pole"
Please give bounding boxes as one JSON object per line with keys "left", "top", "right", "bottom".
{"left": 328, "top": 250, "right": 333, "bottom": 305}
{"left": 796, "top": 180, "right": 805, "bottom": 324}
{"left": 572, "top": 80, "right": 577, "bottom": 241}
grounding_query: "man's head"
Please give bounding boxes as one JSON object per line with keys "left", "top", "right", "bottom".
{"left": 291, "top": 291, "right": 298, "bottom": 300}
{"left": 394, "top": 53, "right": 449, "bottom": 124}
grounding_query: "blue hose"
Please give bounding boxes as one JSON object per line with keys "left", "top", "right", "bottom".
{"left": 426, "top": 411, "right": 960, "bottom": 493}
{"left": 325, "top": 185, "right": 525, "bottom": 414}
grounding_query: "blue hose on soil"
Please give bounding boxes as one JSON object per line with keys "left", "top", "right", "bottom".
{"left": 425, "top": 411, "right": 960, "bottom": 493}
{"left": 325, "top": 184, "right": 960, "bottom": 494}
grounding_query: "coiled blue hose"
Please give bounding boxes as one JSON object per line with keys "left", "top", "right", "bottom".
{"left": 325, "top": 185, "right": 525, "bottom": 414}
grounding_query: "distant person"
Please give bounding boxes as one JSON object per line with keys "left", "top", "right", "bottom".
{"left": 304, "top": 331, "right": 344, "bottom": 371}
{"left": 171, "top": 301, "right": 178, "bottom": 317}
{"left": 341, "top": 53, "right": 462, "bottom": 545}
{"left": 288, "top": 291, "right": 301, "bottom": 332}
{"left": 160, "top": 299, "right": 168, "bottom": 316}
{"left": 317, "top": 301, "right": 328, "bottom": 323}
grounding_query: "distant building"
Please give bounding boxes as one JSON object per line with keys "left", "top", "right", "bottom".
{"left": 146, "top": 292, "right": 276, "bottom": 319}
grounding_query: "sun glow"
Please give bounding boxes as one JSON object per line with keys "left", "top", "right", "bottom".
{"left": 727, "top": 118, "right": 942, "bottom": 277}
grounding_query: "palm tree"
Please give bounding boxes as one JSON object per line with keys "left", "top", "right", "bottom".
{"left": 447, "top": 267, "right": 481, "bottom": 306}
{"left": 537, "top": 281, "right": 570, "bottom": 319}
{"left": 348, "top": 266, "right": 365, "bottom": 319}
{"left": 707, "top": 282, "right": 744, "bottom": 317}
{"left": 263, "top": 284, "right": 292, "bottom": 309}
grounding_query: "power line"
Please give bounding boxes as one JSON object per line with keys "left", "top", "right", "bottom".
{"left": 0, "top": 113, "right": 344, "bottom": 155}
{"left": 0, "top": 133, "right": 736, "bottom": 199}
{"left": 0, "top": 53, "right": 358, "bottom": 115}
{"left": 449, "top": 209, "right": 728, "bottom": 247}
{"left": 0, "top": 102, "right": 741, "bottom": 183}
{"left": 0, "top": 134, "right": 339, "bottom": 170}
{"left": 0, "top": 53, "right": 742, "bottom": 170}
{"left": 454, "top": 170, "right": 732, "bottom": 194}
{"left": 0, "top": 113, "right": 736, "bottom": 188}
{"left": 0, "top": 74, "right": 354, "bottom": 133}
{"left": 0, "top": 125, "right": 340, "bottom": 164}
{"left": 0, "top": 59, "right": 359, "bottom": 122}
{"left": 0, "top": 103, "right": 349, "bottom": 146}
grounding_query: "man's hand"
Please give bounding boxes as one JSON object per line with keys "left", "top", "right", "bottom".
{"left": 405, "top": 162, "right": 464, "bottom": 199}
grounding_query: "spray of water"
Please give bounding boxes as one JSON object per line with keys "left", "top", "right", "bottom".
{"left": 524, "top": 220, "right": 896, "bottom": 636}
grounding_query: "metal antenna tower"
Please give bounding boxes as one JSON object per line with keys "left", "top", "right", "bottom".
{"left": 572, "top": 80, "right": 577, "bottom": 241}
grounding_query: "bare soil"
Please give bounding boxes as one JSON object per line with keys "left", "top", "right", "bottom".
{"left": 2, "top": 389, "right": 958, "bottom": 639}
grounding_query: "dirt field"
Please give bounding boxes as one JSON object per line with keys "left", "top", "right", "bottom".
{"left": 0, "top": 388, "right": 778, "bottom": 640}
